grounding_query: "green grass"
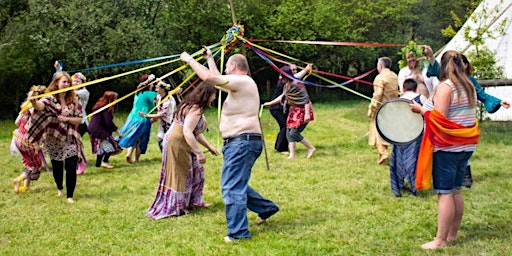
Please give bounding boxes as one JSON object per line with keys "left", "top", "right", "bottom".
{"left": 1, "top": 100, "right": 511, "bottom": 255}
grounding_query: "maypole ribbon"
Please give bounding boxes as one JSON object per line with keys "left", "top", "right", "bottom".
{"left": 247, "top": 39, "right": 422, "bottom": 48}
{"left": 246, "top": 39, "right": 377, "bottom": 101}
{"left": 253, "top": 44, "right": 375, "bottom": 87}
{"left": 20, "top": 58, "right": 180, "bottom": 114}
{"left": 65, "top": 54, "right": 181, "bottom": 73}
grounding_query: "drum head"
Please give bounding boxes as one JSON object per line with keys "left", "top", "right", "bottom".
{"left": 375, "top": 98, "right": 424, "bottom": 145}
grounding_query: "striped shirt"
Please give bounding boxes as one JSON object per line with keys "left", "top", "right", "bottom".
{"left": 423, "top": 79, "right": 477, "bottom": 152}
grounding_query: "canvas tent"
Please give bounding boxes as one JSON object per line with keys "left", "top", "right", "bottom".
{"left": 436, "top": 0, "right": 512, "bottom": 120}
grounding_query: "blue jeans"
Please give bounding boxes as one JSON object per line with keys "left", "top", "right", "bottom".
{"left": 221, "top": 138, "right": 279, "bottom": 239}
{"left": 433, "top": 151, "right": 473, "bottom": 194}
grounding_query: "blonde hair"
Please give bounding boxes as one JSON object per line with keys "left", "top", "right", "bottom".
{"left": 20, "top": 85, "right": 47, "bottom": 109}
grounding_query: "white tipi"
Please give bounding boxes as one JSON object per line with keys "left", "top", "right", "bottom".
{"left": 437, "top": 0, "right": 512, "bottom": 121}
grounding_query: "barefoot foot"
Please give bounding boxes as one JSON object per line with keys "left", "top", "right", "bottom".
{"left": 67, "top": 198, "right": 75, "bottom": 204}
{"left": 307, "top": 147, "right": 316, "bottom": 159}
{"left": 13, "top": 179, "right": 20, "bottom": 194}
{"left": 421, "top": 240, "right": 447, "bottom": 250}
{"left": 57, "top": 190, "right": 63, "bottom": 197}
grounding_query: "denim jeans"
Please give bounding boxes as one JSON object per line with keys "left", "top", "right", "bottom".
{"left": 433, "top": 151, "right": 473, "bottom": 194}
{"left": 221, "top": 138, "right": 279, "bottom": 239}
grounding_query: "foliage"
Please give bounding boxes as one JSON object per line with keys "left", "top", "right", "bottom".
{"left": 1, "top": 102, "right": 511, "bottom": 255}
{"left": 397, "top": 41, "right": 427, "bottom": 69}
{"left": 443, "top": 0, "right": 506, "bottom": 79}
{"left": 0, "top": 0, "right": 476, "bottom": 119}
{"left": 467, "top": 47, "right": 505, "bottom": 79}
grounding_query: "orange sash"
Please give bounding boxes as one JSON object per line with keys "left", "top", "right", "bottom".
{"left": 415, "top": 110, "right": 480, "bottom": 190}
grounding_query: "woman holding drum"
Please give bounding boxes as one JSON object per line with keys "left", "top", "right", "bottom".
{"left": 410, "top": 50, "right": 480, "bottom": 250}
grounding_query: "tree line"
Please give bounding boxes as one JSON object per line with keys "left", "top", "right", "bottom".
{"left": 0, "top": 0, "right": 477, "bottom": 119}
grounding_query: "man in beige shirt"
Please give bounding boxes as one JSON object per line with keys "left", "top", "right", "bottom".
{"left": 368, "top": 57, "right": 398, "bottom": 164}
{"left": 180, "top": 48, "right": 279, "bottom": 243}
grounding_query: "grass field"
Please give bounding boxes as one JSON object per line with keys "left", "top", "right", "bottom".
{"left": 1, "top": 100, "right": 511, "bottom": 255}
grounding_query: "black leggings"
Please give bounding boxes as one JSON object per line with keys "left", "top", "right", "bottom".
{"left": 95, "top": 154, "right": 111, "bottom": 167}
{"left": 51, "top": 155, "right": 78, "bottom": 199}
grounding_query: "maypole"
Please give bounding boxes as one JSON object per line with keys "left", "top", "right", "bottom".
{"left": 229, "top": 0, "right": 237, "bottom": 24}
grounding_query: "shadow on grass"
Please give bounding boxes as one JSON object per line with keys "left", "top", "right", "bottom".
{"left": 461, "top": 220, "right": 512, "bottom": 242}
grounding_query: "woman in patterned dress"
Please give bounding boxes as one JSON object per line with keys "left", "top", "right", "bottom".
{"left": 12, "top": 85, "right": 47, "bottom": 194}
{"left": 146, "top": 82, "right": 218, "bottom": 219}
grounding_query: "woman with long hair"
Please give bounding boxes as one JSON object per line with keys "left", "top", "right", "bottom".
{"left": 263, "top": 64, "right": 316, "bottom": 159}
{"left": 147, "top": 82, "right": 219, "bottom": 219}
{"left": 28, "top": 72, "right": 85, "bottom": 203}
{"left": 88, "top": 91, "right": 123, "bottom": 169}
{"left": 411, "top": 50, "right": 479, "bottom": 249}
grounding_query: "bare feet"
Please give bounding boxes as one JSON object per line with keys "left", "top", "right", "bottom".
{"left": 378, "top": 155, "right": 389, "bottom": 165}
{"left": 101, "top": 162, "right": 114, "bottom": 169}
{"left": 67, "top": 198, "right": 75, "bottom": 204}
{"left": 13, "top": 179, "right": 20, "bottom": 194}
{"left": 279, "top": 151, "right": 289, "bottom": 155}
{"left": 256, "top": 218, "right": 267, "bottom": 225}
{"left": 57, "top": 190, "right": 63, "bottom": 197}
{"left": 287, "top": 155, "right": 295, "bottom": 159}
{"left": 307, "top": 147, "right": 316, "bottom": 159}
{"left": 126, "top": 156, "right": 134, "bottom": 164}
{"left": 447, "top": 236, "right": 457, "bottom": 242}
{"left": 421, "top": 239, "right": 447, "bottom": 250}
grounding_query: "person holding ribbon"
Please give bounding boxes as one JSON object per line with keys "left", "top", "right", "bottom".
{"left": 71, "top": 72, "right": 89, "bottom": 175}
{"left": 146, "top": 82, "right": 218, "bottom": 219}
{"left": 27, "top": 72, "right": 85, "bottom": 203}
{"left": 88, "top": 91, "right": 123, "bottom": 169}
{"left": 118, "top": 74, "right": 157, "bottom": 163}
{"left": 138, "top": 80, "right": 178, "bottom": 152}
{"left": 181, "top": 48, "right": 279, "bottom": 243}
{"left": 268, "top": 65, "right": 292, "bottom": 154}
{"left": 12, "top": 85, "right": 47, "bottom": 194}
{"left": 263, "top": 63, "right": 316, "bottom": 159}
{"left": 410, "top": 50, "right": 480, "bottom": 250}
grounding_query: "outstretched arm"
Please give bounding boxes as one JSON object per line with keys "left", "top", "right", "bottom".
{"left": 181, "top": 52, "right": 228, "bottom": 87}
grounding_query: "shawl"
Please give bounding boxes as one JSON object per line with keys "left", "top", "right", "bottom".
{"left": 415, "top": 110, "right": 480, "bottom": 190}
{"left": 26, "top": 96, "right": 82, "bottom": 145}
{"left": 285, "top": 82, "right": 309, "bottom": 106}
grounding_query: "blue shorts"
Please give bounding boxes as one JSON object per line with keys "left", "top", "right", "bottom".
{"left": 432, "top": 151, "right": 473, "bottom": 194}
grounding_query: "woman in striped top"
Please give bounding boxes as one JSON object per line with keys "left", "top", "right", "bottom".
{"left": 410, "top": 50, "right": 479, "bottom": 250}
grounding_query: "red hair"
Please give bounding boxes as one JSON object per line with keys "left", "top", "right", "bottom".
{"left": 92, "top": 91, "right": 118, "bottom": 113}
